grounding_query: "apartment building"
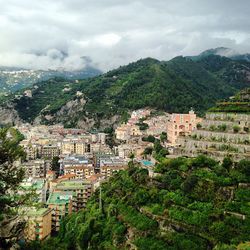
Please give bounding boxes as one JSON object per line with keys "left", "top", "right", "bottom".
{"left": 41, "top": 144, "right": 60, "bottom": 159}
{"left": 54, "top": 180, "right": 93, "bottom": 211}
{"left": 100, "top": 157, "right": 128, "bottom": 178}
{"left": 24, "top": 208, "right": 52, "bottom": 241}
{"left": 22, "top": 160, "right": 46, "bottom": 178}
{"left": 47, "top": 191, "right": 73, "bottom": 231}
{"left": 64, "top": 165, "right": 95, "bottom": 179}
{"left": 61, "top": 139, "right": 90, "bottom": 155}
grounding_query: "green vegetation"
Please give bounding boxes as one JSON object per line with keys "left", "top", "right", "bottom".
{"left": 142, "top": 135, "right": 156, "bottom": 143}
{"left": 209, "top": 88, "right": 250, "bottom": 113}
{"left": 0, "top": 128, "right": 34, "bottom": 248}
{"left": 0, "top": 128, "right": 26, "bottom": 217}
{"left": 160, "top": 132, "right": 167, "bottom": 142}
{"left": 51, "top": 156, "right": 60, "bottom": 177}
{"left": 13, "top": 78, "right": 77, "bottom": 122}
{"left": 233, "top": 125, "right": 240, "bottom": 133}
{"left": 136, "top": 119, "right": 149, "bottom": 131}
{"left": 3, "top": 55, "right": 248, "bottom": 127}
{"left": 26, "top": 155, "right": 250, "bottom": 250}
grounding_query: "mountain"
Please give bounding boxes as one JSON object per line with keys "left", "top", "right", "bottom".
{"left": 28, "top": 156, "right": 250, "bottom": 250}
{"left": 190, "top": 47, "right": 250, "bottom": 63}
{"left": 1, "top": 50, "right": 250, "bottom": 129}
{"left": 0, "top": 66, "right": 102, "bottom": 96}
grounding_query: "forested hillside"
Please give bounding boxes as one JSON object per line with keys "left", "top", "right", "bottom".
{"left": 26, "top": 156, "right": 250, "bottom": 250}
{"left": 1, "top": 51, "right": 250, "bottom": 128}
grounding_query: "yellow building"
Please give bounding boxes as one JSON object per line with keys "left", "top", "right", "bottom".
{"left": 64, "top": 165, "right": 94, "bottom": 179}
{"left": 41, "top": 144, "right": 60, "bottom": 159}
{"left": 115, "top": 124, "right": 143, "bottom": 141}
{"left": 61, "top": 140, "right": 90, "bottom": 155}
{"left": 100, "top": 165, "right": 126, "bottom": 178}
{"left": 24, "top": 208, "right": 52, "bottom": 241}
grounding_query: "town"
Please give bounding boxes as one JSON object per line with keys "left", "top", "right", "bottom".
{"left": 12, "top": 96, "right": 250, "bottom": 242}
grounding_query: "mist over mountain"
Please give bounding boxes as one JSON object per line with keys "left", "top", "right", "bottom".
{"left": 0, "top": 48, "right": 249, "bottom": 129}
{"left": 190, "top": 47, "right": 250, "bottom": 62}
{"left": 0, "top": 65, "right": 102, "bottom": 96}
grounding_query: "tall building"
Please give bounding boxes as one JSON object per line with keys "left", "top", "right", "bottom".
{"left": 54, "top": 180, "right": 93, "bottom": 211}
{"left": 24, "top": 208, "right": 52, "bottom": 241}
{"left": 64, "top": 165, "right": 94, "bottom": 179}
{"left": 47, "top": 191, "right": 73, "bottom": 232}
{"left": 41, "top": 144, "right": 60, "bottom": 159}
{"left": 60, "top": 156, "right": 94, "bottom": 179}
{"left": 61, "top": 139, "right": 91, "bottom": 155}
{"left": 22, "top": 160, "right": 46, "bottom": 178}
{"left": 100, "top": 157, "right": 128, "bottom": 178}
{"left": 167, "top": 110, "right": 198, "bottom": 145}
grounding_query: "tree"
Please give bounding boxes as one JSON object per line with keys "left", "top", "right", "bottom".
{"left": 160, "top": 132, "right": 167, "bottom": 142}
{"left": 233, "top": 125, "right": 240, "bottom": 133}
{"left": 222, "top": 157, "right": 233, "bottom": 170}
{"left": 197, "top": 123, "right": 202, "bottom": 130}
{"left": 237, "top": 159, "right": 250, "bottom": 176}
{"left": 143, "top": 147, "right": 153, "bottom": 156}
{"left": 154, "top": 140, "right": 163, "bottom": 153}
{"left": 0, "top": 128, "right": 27, "bottom": 248}
{"left": 182, "top": 174, "right": 198, "bottom": 193}
{"left": 51, "top": 156, "right": 60, "bottom": 177}
{"left": 0, "top": 128, "right": 26, "bottom": 214}
{"left": 142, "top": 135, "right": 155, "bottom": 143}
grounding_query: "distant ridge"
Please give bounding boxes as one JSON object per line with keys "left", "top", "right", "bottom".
{"left": 0, "top": 48, "right": 249, "bottom": 128}
{"left": 189, "top": 47, "right": 250, "bottom": 62}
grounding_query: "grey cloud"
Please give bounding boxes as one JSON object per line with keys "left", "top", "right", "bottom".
{"left": 0, "top": 0, "right": 249, "bottom": 71}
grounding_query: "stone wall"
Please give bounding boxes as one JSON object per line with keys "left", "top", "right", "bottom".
{"left": 176, "top": 112, "right": 250, "bottom": 161}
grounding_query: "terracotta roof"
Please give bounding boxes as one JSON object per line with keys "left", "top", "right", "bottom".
{"left": 86, "top": 174, "right": 103, "bottom": 182}
{"left": 58, "top": 174, "right": 76, "bottom": 179}
{"left": 47, "top": 170, "right": 55, "bottom": 175}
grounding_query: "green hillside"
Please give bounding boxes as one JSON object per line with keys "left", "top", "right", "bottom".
{"left": 209, "top": 88, "right": 250, "bottom": 113}
{"left": 195, "top": 55, "right": 250, "bottom": 89}
{"left": 1, "top": 53, "right": 249, "bottom": 127}
{"left": 26, "top": 156, "right": 250, "bottom": 250}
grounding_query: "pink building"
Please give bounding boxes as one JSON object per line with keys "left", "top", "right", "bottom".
{"left": 167, "top": 110, "right": 197, "bottom": 145}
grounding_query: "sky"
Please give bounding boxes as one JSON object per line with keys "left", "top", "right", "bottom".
{"left": 0, "top": 0, "right": 250, "bottom": 71}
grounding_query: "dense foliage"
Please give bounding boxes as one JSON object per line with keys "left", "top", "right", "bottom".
{"left": 0, "top": 128, "right": 33, "bottom": 248}
{"left": 209, "top": 88, "right": 250, "bottom": 113}
{"left": 5, "top": 54, "right": 249, "bottom": 126}
{"left": 27, "top": 155, "right": 250, "bottom": 250}
{"left": 0, "top": 128, "right": 26, "bottom": 217}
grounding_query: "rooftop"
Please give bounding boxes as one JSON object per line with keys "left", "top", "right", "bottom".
{"left": 26, "top": 207, "right": 51, "bottom": 217}
{"left": 47, "top": 191, "right": 74, "bottom": 205}
{"left": 55, "top": 180, "right": 91, "bottom": 190}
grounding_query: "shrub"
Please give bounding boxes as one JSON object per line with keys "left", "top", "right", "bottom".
{"left": 182, "top": 175, "right": 198, "bottom": 193}
{"left": 218, "top": 124, "right": 227, "bottom": 132}
{"left": 197, "top": 123, "right": 202, "bottom": 129}
{"left": 233, "top": 125, "right": 240, "bottom": 133}
{"left": 222, "top": 157, "right": 233, "bottom": 170}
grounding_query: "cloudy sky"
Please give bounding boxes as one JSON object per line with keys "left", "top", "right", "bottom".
{"left": 0, "top": 0, "right": 250, "bottom": 71}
